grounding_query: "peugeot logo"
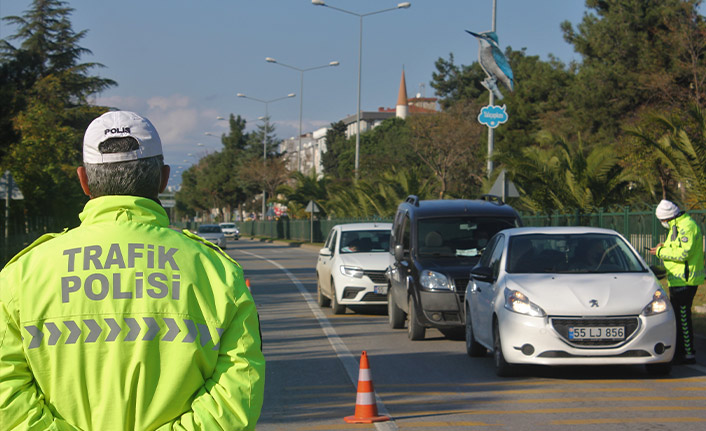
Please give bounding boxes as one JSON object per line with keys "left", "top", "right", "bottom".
{"left": 589, "top": 299, "right": 599, "bottom": 308}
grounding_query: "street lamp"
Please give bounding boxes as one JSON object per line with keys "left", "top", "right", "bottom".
{"left": 265, "top": 57, "right": 339, "bottom": 173}
{"left": 312, "top": 0, "right": 410, "bottom": 179}
{"left": 237, "top": 92, "right": 296, "bottom": 220}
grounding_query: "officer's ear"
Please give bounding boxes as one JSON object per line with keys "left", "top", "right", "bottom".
{"left": 159, "top": 165, "right": 170, "bottom": 193}
{"left": 77, "top": 166, "right": 92, "bottom": 198}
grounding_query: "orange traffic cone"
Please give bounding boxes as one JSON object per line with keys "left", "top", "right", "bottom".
{"left": 344, "top": 351, "right": 390, "bottom": 424}
{"left": 245, "top": 278, "right": 251, "bottom": 290}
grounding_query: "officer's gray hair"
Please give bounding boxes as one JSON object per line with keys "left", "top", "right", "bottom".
{"left": 84, "top": 137, "right": 164, "bottom": 199}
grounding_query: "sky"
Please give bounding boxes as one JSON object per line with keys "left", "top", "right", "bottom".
{"left": 0, "top": 0, "right": 592, "bottom": 187}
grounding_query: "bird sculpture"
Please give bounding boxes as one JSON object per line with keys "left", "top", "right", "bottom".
{"left": 466, "top": 30, "right": 514, "bottom": 100}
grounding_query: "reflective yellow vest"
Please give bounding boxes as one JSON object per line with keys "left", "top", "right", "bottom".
{"left": 657, "top": 213, "right": 705, "bottom": 287}
{"left": 0, "top": 196, "right": 264, "bottom": 430}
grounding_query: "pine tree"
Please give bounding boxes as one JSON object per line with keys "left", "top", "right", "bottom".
{"left": 0, "top": 0, "right": 116, "bottom": 222}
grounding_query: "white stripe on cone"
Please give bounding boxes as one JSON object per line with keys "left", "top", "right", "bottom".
{"left": 356, "top": 391, "right": 376, "bottom": 405}
{"left": 358, "top": 368, "right": 371, "bottom": 381}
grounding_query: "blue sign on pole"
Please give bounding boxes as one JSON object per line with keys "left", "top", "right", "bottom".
{"left": 477, "top": 105, "right": 509, "bottom": 129}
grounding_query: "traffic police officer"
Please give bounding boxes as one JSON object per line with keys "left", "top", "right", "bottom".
{"left": 0, "top": 111, "right": 265, "bottom": 430}
{"left": 650, "top": 199, "right": 704, "bottom": 365}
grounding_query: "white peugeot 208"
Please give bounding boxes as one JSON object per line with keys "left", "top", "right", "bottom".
{"left": 464, "top": 226, "right": 676, "bottom": 376}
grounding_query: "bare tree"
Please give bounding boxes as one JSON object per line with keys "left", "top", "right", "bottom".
{"left": 408, "top": 103, "right": 486, "bottom": 198}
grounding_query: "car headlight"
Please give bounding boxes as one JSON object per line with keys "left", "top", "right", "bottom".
{"left": 340, "top": 265, "right": 364, "bottom": 278}
{"left": 504, "top": 288, "right": 546, "bottom": 317}
{"left": 420, "top": 270, "right": 452, "bottom": 291}
{"left": 642, "top": 289, "right": 669, "bottom": 315}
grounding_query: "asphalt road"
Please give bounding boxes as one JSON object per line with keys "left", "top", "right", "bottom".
{"left": 225, "top": 238, "right": 706, "bottom": 431}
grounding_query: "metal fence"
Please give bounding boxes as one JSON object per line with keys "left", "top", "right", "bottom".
{"left": 234, "top": 206, "right": 706, "bottom": 266}
{"left": 8, "top": 206, "right": 705, "bottom": 267}
{"left": 0, "top": 215, "right": 74, "bottom": 267}
{"left": 237, "top": 217, "right": 394, "bottom": 244}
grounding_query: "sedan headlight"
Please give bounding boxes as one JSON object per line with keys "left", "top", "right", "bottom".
{"left": 340, "top": 265, "right": 364, "bottom": 278}
{"left": 420, "top": 270, "right": 452, "bottom": 291}
{"left": 642, "top": 289, "right": 669, "bottom": 316}
{"left": 504, "top": 288, "right": 546, "bottom": 317}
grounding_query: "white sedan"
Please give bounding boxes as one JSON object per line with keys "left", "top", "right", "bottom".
{"left": 196, "top": 224, "right": 227, "bottom": 249}
{"left": 316, "top": 223, "right": 392, "bottom": 314}
{"left": 464, "top": 226, "right": 676, "bottom": 376}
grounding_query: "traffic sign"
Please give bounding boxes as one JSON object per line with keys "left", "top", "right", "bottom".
{"left": 0, "top": 171, "right": 24, "bottom": 200}
{"left": 305, "top": 200, "right": 320, "bottom": 213}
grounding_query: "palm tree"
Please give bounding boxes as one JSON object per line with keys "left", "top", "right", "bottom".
{"left": 626, "top": 105, "right": 706, "bottom": 207}
{"left": 496, "top": 134, "right": 635, "bottom": 213}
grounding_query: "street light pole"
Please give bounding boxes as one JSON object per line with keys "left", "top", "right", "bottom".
{"left": 265, "top": 57, "right": 339, "bottom": 173}
{"left": 237, "top": 92, "right": 295, "bottom": 220}
{"left": 312, "top": 0, "right": 411, "bottom": 180}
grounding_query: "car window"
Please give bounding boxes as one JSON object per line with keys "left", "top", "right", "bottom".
{"left": 402, "top": 214, "right": 411, "bottom": 256}
{"left": 220, "top": 223, "right": 235, "bottom": 229}
{"left": 417, "top": 217, "right": 515, "bottom": 258}
{"left": 479, "top": 235, "right": 502, "bottom": 268}
{"left": 340, "top": 230, "right": 391, "bottom": 253}
{"left": 488, "top": 235, "right": 505, "bottom": 279}
{"left": 198, "top": 225, "right": 221, "bottom": 234}
{"left": 328, "top": 231, "right": 338, "bottom": 253}
{"left": 324, "top": 229, "right": 335, "bottom": 249}
{"left": 506, "top": 233, "right": 647, "bottom": 274}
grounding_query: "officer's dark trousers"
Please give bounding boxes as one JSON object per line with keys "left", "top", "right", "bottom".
{"left": 669, "top": 285, "right": 698, "bottom": 359}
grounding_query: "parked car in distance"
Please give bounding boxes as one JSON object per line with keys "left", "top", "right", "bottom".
{"left": 464, "top": 226, "right": 676, "bottom": 377}
{"left": 316, "top": 223, "right": 393, "bottom": 314}
{"left": 387, "top": 195, "right": 522, "bottom": 340}
{"left": 219, "top": 222, "right": 240, "bottom": 239}
{"left": 196, "top": 224, "right": 227, "bottom": 249}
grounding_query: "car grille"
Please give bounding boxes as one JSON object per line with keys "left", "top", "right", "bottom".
{"left": 551, "top": 316, "right": 640, "bottom": 347}
{"left": 361, "top": 292, "right": 387, "bottom": 302}
{"left": 364, "top": 270, "right": 387, "bottom": 284}
{"left": 453, "top": 278, "right": 470, "bottom": 291}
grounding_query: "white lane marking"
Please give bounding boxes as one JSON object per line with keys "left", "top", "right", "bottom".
{"left": 236, "top": 248, "right": 397, "bottom": 431}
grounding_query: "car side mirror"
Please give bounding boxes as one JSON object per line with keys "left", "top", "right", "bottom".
{"left": 470, "top": 266, "right": 494, "bottom": 283}
{"left": 319, "top": 248, "right": 332, "bottom": 257}
{"left": 394, "top": 244, "right": 405, "bottom": 261}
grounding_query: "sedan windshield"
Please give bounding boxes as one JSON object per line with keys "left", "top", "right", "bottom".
{"left": 417, "top": 217, "right": 517, "bottom": 258}
{"left": 198, "top": 225, "right": 222, "bottom": 234}
{"left": 340, "top": 230, "right": 390, "bottom": 254}
{"left": 506, "top": 233, "right": 647, "bottom": 274}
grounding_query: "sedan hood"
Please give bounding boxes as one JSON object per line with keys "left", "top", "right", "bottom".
{"left": 340, "top": 253, "right": 392, "bottom": 271}
{"left": 506, "top": 273, "right": 659, "bottom": 315}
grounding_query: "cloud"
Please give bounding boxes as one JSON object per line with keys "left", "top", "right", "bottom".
{"left": 93, "top": 95, "right": 145, "bottom": 112}
{"left": 147, "top": 95, "right": 190, "bottom": 110}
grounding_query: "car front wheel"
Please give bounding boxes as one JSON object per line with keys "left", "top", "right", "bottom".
{"left": 493, "top": 321, "right": 515, "bottom": 377}
{"left": 317, "top": 276, "right": 330, "bottom": 308}
{"left": 407, "top": 296, "right": 426, "bottom": 340}
{"left": 330, "top": 279, "right": 346, "bottom": 315}
{"left": 465, "top": 305, "right": 486, "bottom": 357}
{"left": 388, "top": 291, "right": 405, "bottom": 329}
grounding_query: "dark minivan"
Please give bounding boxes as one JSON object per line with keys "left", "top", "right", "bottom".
{"left": 387, "top": 195, "right": 522, "bottom": 340}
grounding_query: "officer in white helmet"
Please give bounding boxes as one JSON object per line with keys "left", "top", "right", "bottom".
{"left": 649, "top": 199, "right": 704, "bottom": 365}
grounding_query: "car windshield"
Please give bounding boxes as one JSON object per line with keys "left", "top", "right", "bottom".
{"left": 198, "top": 225, "right": 222, "bottom": 234}
{"left": 220, "top": 224, "right": 235, "bottom": 229}
{"left": 340, "top": 230, "right": 390, "bottom": 254}
{"left": 417, "top": 217, "right": 517, "bottom": 258}
{"left": 506, "top": 233, "right": 647, "bottom": 274}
